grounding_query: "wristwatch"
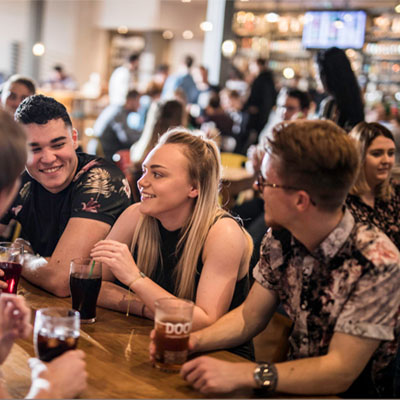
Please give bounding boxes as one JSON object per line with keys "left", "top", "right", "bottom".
{"left": 253, "top": 362, "right": 278, "bottom": 393}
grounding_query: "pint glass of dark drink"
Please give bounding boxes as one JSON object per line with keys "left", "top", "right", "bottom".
{"left": 34, "top": 307, "right": 80, "bottom": 362}
{"left": 70, "top": 257, "right": 102, "bottom": 324}
{"left": 0, "top": 242, "right": 23, "bottom": 294}
{"left": 154, "top": 298, "right": 194, "bottom": 372}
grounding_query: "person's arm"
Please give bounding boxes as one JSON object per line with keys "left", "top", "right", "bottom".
{"left": 98, "top": 280, "right": 151, "bottom": 318}
{"left": 96, "top": 204, "right": 150, "bottom": 316}
{"left": 181, "top": 331, "right": 380, "bottom": 396}
{"left": 22, "top": 218, "right": 111, "bottom": 297}
{"left": 92, "top": 216, "right": 252, "bottom": 330}
{"left": 191, "top": 281, "right": 278, "bottom": 352}
{"left": 149, "top": 281, "right": 278, "bottom": 364}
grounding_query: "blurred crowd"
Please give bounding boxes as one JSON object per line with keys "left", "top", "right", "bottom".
{"left": 1, "top": 46, "right": 400, "bottom": 399}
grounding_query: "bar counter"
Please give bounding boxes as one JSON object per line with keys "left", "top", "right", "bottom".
{"left": 3, "top": 279, "right": 253, "bottom": 399}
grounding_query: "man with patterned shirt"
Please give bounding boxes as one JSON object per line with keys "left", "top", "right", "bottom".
{"left": 0, "top": 95, "right": 132, "bottom": 297}
{"left": 179, "top": 120, "right": 400, "bottom": 398}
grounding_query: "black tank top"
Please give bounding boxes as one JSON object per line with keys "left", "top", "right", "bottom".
{"left": 123, "top": 216, "right": 255, "bottom": 360}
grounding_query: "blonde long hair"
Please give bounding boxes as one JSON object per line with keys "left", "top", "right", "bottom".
{"left": 131, "top": 127, "right": 252, "bottom": 300}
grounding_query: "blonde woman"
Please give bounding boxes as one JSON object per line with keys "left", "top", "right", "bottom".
{"left": 346, "top": 121, "right": 400, "bottom": 248}
{"left": 91, "top": 128, "right": 253, "bottom": 359}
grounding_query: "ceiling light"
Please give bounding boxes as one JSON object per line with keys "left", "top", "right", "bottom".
{"left": 200, "top": 21, "right": 213, "bottom": 32}
{"left": 117, "top": 25, "right": 128, "bottom": 34}
{"left": 283, "top": 67, "right": 295, "bottom": 79}
{"left": 182, "top": 30, "right": 194, "bottom": 40}
{"left": 395, "top": 3, "right": 400, "bottom": 13}
{"left": 333, "top": 19, "right": 344, "bottom": 29}
{"left": 32, "top": 42, "right": 45, "bottom": 56}
{"left": 265, "top": 12, "right": 280, "bottom": 23}
{"left": 162, "top": 30, "right": 174, "bottom": 40}
{"left": 221, "top": 40, "right": 237, "bottom": 58}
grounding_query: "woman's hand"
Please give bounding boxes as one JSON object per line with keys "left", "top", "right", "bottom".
{"left": 90, "top": 240, "right": 140, "bottom": 286}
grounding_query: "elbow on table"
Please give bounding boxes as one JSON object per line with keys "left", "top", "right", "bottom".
{"left": 46, "top": 278, "right": 71, "bottom": 298}
{"left": 326, "top": 371, "right": 358, "bottom": 395}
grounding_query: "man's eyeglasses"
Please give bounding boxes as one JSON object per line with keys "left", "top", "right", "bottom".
{"left": 255, "top": 172, "right": 316, "bottom": 206}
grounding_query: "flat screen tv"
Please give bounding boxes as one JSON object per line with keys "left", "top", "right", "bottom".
{"left": 302, "top": 10, "right": 367, "bottom": 50}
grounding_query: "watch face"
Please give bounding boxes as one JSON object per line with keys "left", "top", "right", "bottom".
{"left": 254, "top": 363, "right": 277, "bottom": 392}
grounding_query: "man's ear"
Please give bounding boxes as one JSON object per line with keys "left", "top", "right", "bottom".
{"left": 71, "top": 128, "right": 79, "bottom": 150}
{"left": 295, "top": 190, "right": 313, "bottom": 212}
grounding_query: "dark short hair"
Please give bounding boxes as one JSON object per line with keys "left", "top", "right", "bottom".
{"left": 208, "top": 92, "right": 220, "bottom": 109}
{"left": 256, "top": 58, "right": 267, "bottom": 67}
{"left": 0, "top": 109, "right": 27, "bottom": 192}
{"left": 15, "top": 94, "right": 72, "bottom": 127}
{"left": 53, "top": 64, "right": 63, "bottom": 73}
{"left": 128, "top": 53, "right": 140, "bottom": 63}
{"left": 184, "top": 55, "right": 194, "bottom": 68}
{"left": 126, "top": 89, "right": 140, "bottom": 100}
{"left": 287, "top": 88, "right": 311, "bottom": 111}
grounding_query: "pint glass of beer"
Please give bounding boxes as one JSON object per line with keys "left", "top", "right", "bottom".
{"left": 154, "top": 298, "right": 194, "bottom": 372}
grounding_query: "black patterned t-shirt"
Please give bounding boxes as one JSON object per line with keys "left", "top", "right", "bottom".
{"left": 1, "top": 153, "right": 132, "bottom": 257}
{"left": 346, "top": 180, "right": 400, "bottom": 249}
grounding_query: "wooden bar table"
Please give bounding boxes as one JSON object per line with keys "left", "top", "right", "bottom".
{"left": 3, "top": 279, "right": 253, "bottom": 399}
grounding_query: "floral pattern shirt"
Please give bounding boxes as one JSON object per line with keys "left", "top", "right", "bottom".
{"left": 346, "top": 180, "right": 400, "bottom": 249}
{"left": 1, "top": 153, "right": 132, "bottom": 257}
{"left": 253, "top": 208, "right": 400, "bottom": 397}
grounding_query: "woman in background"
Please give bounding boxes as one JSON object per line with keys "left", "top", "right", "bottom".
{"left": 316, "top": 47, "right": 364, "bottom": 131}
{"left": 130, "top": 99, "right": 185, "bottom": 165}
{"left": 346, "top": 121, "right": 400, "bottom": 249}
{"left": 0, "top": 75, "right": 36, "bottom": 115}
{"left": 91, "top": 128, "right": 253, "bottom": 359}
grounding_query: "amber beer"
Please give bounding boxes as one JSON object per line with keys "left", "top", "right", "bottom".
{"left": 154, "top": 318, "right": 191, "bottom": 371}
{"left": 154, "top": 298, "right": 194, "bottom": 372}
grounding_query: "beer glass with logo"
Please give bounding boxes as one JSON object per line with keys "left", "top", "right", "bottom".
{"left": 154, "top": 298, "right": 194, "bottom": 372}
{"left": 0, "top": 242, "right": 23, "bottom": 294}
{"left": 34, "top": 307, "right": 80, "bottom": 362}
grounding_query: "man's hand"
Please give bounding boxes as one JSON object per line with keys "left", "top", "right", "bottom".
{"left": 27, "top": 350, "right": 87, "bottom": 399}
{"left": 180, "top": 356, "right": 256, "bottom": 394}
{"left": 0, "top": 294, "right": 32, "bottom": 364}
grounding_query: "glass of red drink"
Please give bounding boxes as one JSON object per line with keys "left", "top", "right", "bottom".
{"left": 70, "top": 257, "right": 102, "bottom": 324}
{"left": 154, "top": 298, "right": 194, "bottom": 372}
{"left": 0, "top": 242, "right": 23, "bottom": 294}
{"left": 34, "top": 307, "right": 80, "bottom": 362}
